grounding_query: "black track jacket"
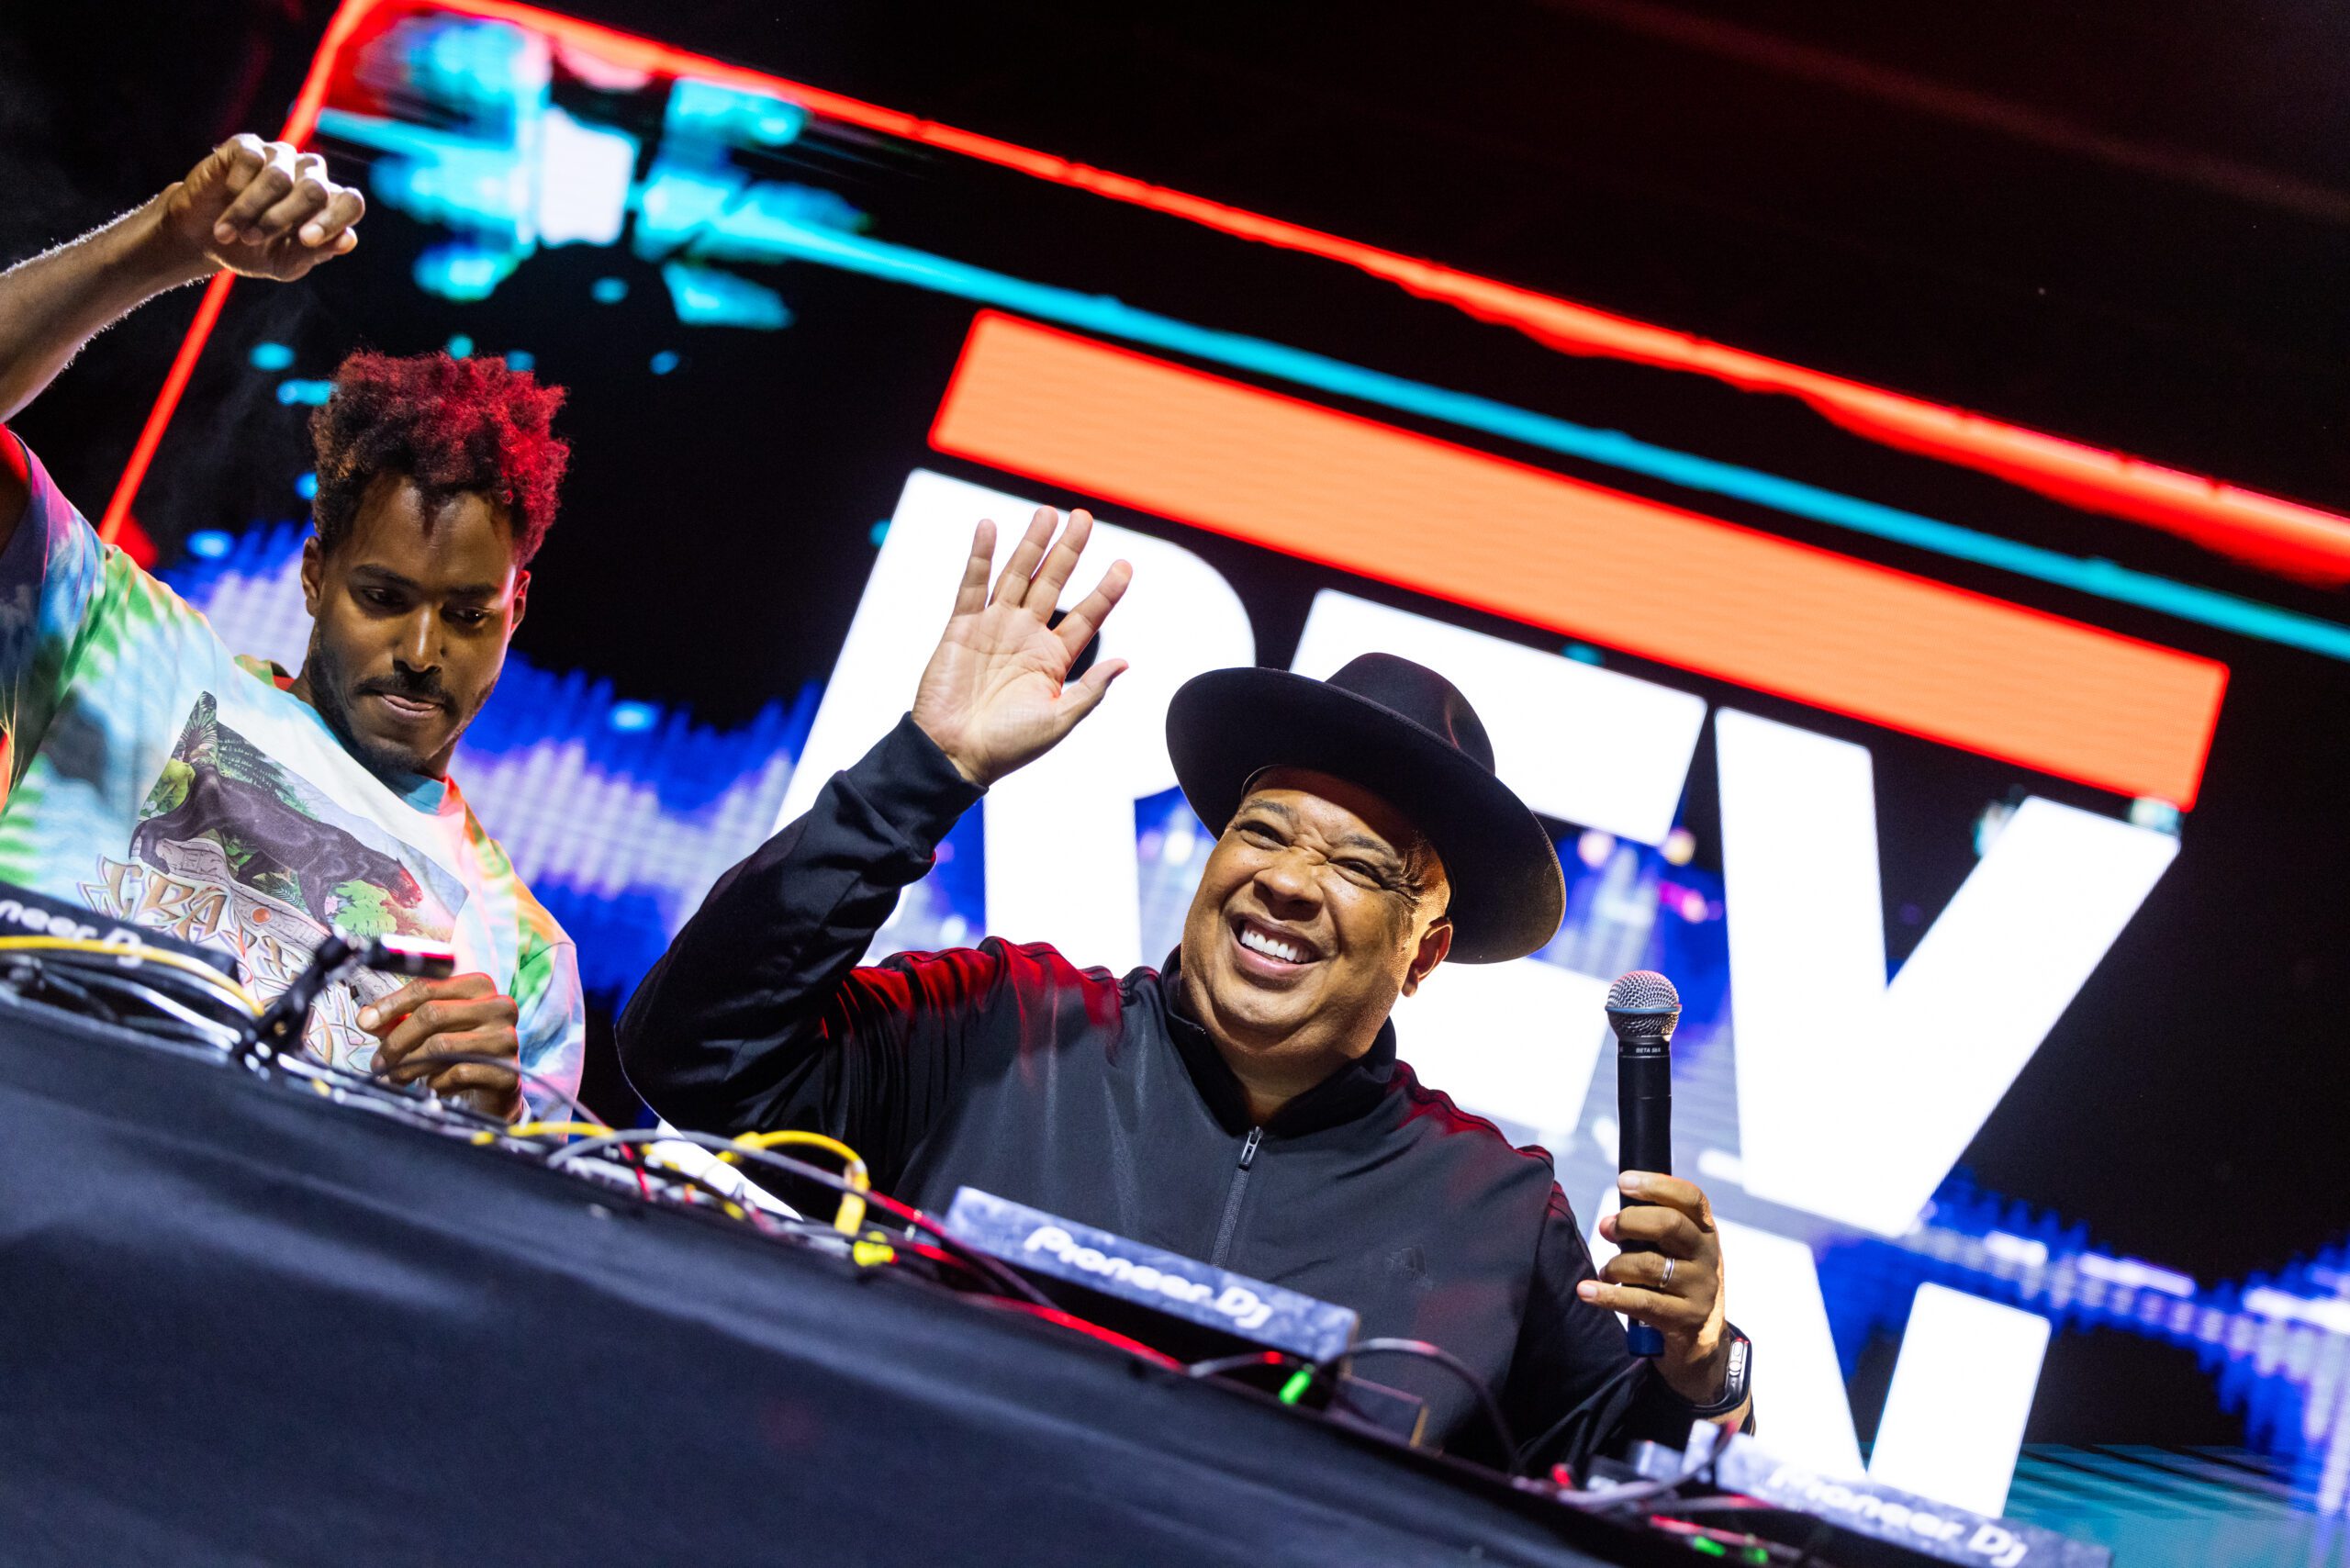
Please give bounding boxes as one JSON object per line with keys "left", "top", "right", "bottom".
{"left": 617, "top": 716, "right": 1718, "bottom": 1462}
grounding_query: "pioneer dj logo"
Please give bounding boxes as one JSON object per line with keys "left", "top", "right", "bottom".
{"left": 1760, "top": 1464, "right": 2031, "bottom": 1568}
{"left": 1021, "top": 1224, "right": 1276, "bottom": 1331}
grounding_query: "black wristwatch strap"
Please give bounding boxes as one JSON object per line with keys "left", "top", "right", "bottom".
{"left": 1681, "top": 1322, "right": 1751, "bottom": 1418}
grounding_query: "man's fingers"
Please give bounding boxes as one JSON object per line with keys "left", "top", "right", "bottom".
{"left": 1619, "top": 1170, "right": 1716, "bottom": 1229}
{"left": 1051, "top": 559, "right": 1132, "bottom": 658}
{"left": 363, "top": 974, "right": 503, "bottom": 1068}
{"left": 1040, "top": 658, "right": 1128, "bottom": 745}
{"left": 181, "top": 138, "right": 238, "bottom": 206}
{"left": 1605, "top": 1205, "right": 1705, "bottom": 1254}
{"left": 297, "top": 185, "right": 365, "bottom": 249}
{"left": 413, "top": 1032, "right": 520, "bottom": 1092}
{"left": 421, "top": 1058, "right": 517, "bottom": 1092}
{"left": 1602, "top": 1249, "right": 1707, "bottom": 1296}
{"left": 250, "top": 155, "right": 336, "bottom": 244}
{"left": 1027, "top": 508, "right": 1094, "bottom": 611}
{"left": 215, "top": 140, "right": 300, "bottom": 242}
{"left": 205, "top": 134, "right": 269, "bottom": 201}
{"left": 357, "top": 977, "right": 434, "bottom": 1037}
{"left": 951, "top": 519, "right": 997, "bottom": 618}
{"left": 384, "top": 993, "right": 514, "bottom": 1057}
{"left": 1577, "top": 1279, "right": 1705, "bottom": 1330}
{"left": 382, "top": 1021, "right": 518, "bottom": 1083}
{"left": 1069, "top": 658, "right": 1128, "bottom": 713}
{"left": 196, "top": 136, "right": 274, "bottom": 243}
{"left": 990, "top": 507, "right": 1058, "bottom": 610}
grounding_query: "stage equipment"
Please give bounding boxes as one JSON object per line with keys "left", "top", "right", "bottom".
{"left": 944, "top": 1185, "right": 1359, "bottom": 1363}
{"left": 0, "top": 990, "right": 1640, "bottom": 1565}
{"left": 0, "top": 881, "right": 261, "bottom": 1048}
{"left": 0, "top": 960, "right": 2127, "bottom": 1566}
{"left": 238, "top": 929, "right": 456, "bottom": 1063}
{"left": 1627, "top": 1434, "right": 2109, "bottom": 1568}
{"left": 1607, "top": 969, "right": 1681, "bottom": 1358}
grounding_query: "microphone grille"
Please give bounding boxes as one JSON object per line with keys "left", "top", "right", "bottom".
{"left": 1606, "top": 970, "right": 1682, "bottom": 1041}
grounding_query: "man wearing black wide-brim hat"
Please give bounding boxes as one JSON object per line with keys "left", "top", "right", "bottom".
{"left": 620, "top": 508, "right": 1751, "bottom": 1462}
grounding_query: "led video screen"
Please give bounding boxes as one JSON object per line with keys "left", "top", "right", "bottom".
{"left": 96, "top": 0, "right": 2350, "bottom": 1527}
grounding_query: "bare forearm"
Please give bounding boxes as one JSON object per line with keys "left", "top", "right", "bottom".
{"left": 0, "top": 195, "right": 214, "bottom": 424}
{"left": 0, "top": 134, "right": 367, "bottom": 555}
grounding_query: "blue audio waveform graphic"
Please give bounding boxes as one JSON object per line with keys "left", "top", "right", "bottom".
{"left": 1825, "top": 1183, "right": 2350, "bottom": 1520}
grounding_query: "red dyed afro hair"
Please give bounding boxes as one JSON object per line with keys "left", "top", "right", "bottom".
{"left": 310, "top": 350, "right": 569, "bottom": 565}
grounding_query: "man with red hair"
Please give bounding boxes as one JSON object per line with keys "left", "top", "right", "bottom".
{"left": 0, "top": 135, "right": 582, "bottom": 1119}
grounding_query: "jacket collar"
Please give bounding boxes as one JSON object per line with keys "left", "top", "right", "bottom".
{"left": 1158, "top": 950, "right": 1398, "bottom": 1137}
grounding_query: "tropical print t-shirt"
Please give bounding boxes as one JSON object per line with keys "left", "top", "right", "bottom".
{"left": 0, "top": 431, "right": 583, "bottom": 1116}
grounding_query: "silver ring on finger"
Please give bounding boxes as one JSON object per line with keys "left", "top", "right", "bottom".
{"left": 1660, "top": 1256, "right": 1676, "bottom": 1290}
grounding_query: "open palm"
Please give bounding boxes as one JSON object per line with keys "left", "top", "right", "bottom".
{"left": 912, "top": 507, "right": 1134, "bottom": 787}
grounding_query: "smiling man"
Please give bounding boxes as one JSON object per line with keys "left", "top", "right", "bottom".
{"left": 620, "top": 508, "right": 1750, "bottom": 1464}
{"left": 0, "top": 135, "right": 582, "bottom": 1119}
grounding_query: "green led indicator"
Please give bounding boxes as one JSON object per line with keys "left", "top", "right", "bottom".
{"left": 1277, "top": 1367, "right": 1314, "bottom": 1406}
{"left": 1689, "top": 1540, "right": 1726, "bottom": 1559}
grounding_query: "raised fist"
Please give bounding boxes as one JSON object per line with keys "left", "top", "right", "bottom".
{"left": 158, "top": 134, "right": 366, "bottom": 282}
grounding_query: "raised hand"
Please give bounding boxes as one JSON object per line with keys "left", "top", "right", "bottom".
{"left": 157, "top": 134, "right": 366, "bottom": 282}
{"left": 912, "top": 507, "right": 1133, "bottom": 788}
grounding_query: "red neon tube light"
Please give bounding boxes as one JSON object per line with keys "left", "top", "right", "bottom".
{"left": 102, "top": 0, "right": 2350, "bottom": 588}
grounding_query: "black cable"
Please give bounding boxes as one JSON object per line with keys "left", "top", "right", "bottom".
{"left": 1547, "top": 1419, "right": 1735, "bottom": 1514}
{"left": 1185, "top": 1350, "right": 1295, "bottom": 1381}
{"left": 1322, "top": 1337, "right": 1517, "bottom": 1471}
{"left": 365, "top": 1048, "right": 604, "bottom": 1128}
{"left": 4, "top": 963, "right": 124, "bottom": 1027}
{"left": 35, "top": 950, "right": 252, "bottom": 1030}
{"left": 1515, "top": 1355, "right": 1650, "bottom": 1476}
{"left": 39, "top": 966, "right": 243, "bottom": 1047}
{"left": 263, "top": 1049, "right": 522, "bottom": 1141}
{"left": 240, "top": 933, "right": 358, "bottom": 1059}
{"left": 541, "top": 1127, "right": 1054, "bottom": 1309}
{"left": 1787, "top": 1517, "right": 1838, "bottom": 1568}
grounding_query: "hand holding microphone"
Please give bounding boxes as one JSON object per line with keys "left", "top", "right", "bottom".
{"left": 1581, "top": 970, "right": 1743, "bottom": 1412}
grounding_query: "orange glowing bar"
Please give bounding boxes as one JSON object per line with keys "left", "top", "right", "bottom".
{"left": 933, "top": 312, "right": 2227, "bottom": 808}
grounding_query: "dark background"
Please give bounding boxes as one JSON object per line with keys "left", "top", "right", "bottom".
{"left": 4, "top": 0, "right": 2345, "bottom": 1448}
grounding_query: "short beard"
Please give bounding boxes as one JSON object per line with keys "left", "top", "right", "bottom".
{"left": 302, "top": 630, "right": 446, "bottom": 780}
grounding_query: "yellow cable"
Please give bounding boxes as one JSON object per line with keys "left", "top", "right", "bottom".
{"left": 0, "top": 935, "right": 263, "bottom": 1016}
{"left": 728, "top": 1129, "right": 870, "bottom": 1235}
{"left": 471, "top": 1120, "right": 611, "bottom": 1146}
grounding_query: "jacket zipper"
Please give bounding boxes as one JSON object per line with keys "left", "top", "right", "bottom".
{"left": 1209, "top": 1126, "right": 1263, "bottom": 1269}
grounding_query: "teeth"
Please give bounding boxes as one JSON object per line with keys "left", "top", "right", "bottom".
{"left": 1239, "top": 927, "right": 1306, "bottom": 964}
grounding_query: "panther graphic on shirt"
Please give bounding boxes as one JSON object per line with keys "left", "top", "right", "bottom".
{"left": 80, "top": 691, "right": 467, "bottom": 1068}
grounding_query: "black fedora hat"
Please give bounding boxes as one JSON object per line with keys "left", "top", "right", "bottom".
{"left": 1165, "top": 654, "right": 1565, "bottom": 963}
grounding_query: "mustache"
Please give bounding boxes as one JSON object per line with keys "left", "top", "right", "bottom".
{"left": 357, "top": 674, "right": 450, "bottom": 709}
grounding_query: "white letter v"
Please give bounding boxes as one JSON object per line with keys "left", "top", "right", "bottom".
{"left": 1715, "top": 710, "right": 2177, "bottom": 1237}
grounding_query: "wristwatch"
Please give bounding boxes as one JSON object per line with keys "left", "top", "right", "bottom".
{"left": 1680, "top": 1321, "right": 1751, "bottom": 1418}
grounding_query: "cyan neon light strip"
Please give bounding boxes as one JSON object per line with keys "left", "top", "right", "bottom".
{"left": 718, "top": 213, "right": 2350, "bottom": 663}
